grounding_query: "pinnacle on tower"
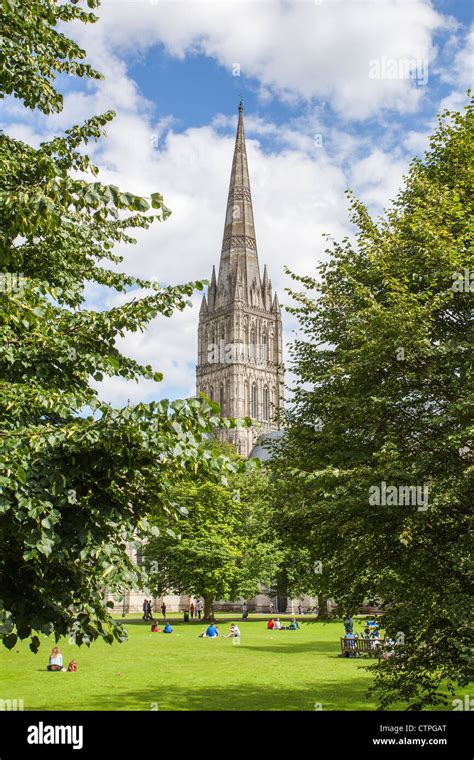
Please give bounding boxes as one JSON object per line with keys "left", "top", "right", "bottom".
{"left": 207, "top": 265, "right": 217, "bottom": 310}
{"left": 199, "top": 293, "right": 208, "bottom": 315}
{"left": 262, "top": 264, "right": 273, "bottom": 309}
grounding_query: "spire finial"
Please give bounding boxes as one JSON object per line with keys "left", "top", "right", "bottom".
{"left": 239, "top": 99, "right": 243, "bottom": 113}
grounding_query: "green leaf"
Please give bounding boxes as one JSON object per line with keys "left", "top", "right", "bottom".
{"left": 3, "top": 633, "right": 18, "bottom": 650}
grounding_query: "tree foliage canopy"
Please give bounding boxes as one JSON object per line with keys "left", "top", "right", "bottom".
{"left": 0, "top": 0, "right": 243, "bottom": 651}
{"left": 145, "top": 446, "right": 281, "bottom": 619}
{"left": 270, "top": 97, "right": 473, "bottom": 708}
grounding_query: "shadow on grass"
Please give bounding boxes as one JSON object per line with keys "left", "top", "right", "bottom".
{"left": 64, "top": 677, "right": 374, "bottom": 712}
{"left": 239, "top": 640, "right": 338, "bottom": 655}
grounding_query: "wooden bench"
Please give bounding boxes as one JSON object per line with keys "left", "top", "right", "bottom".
{"left": 340, "top": 637, "right": 384, "bottom": 659}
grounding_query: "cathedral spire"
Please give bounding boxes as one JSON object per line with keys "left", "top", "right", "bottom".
{"left": 221, "top": 99, "right": 257, "bottom": 252}
{"left": 196, "top": 101, "right": 284, "bottom": 459}
{"left": 216, "top": 101, "right": 261, "bottom": 308}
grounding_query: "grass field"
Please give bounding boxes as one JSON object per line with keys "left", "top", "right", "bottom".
{"left": 0, "top": 616, "right": 461, "bottom": 711}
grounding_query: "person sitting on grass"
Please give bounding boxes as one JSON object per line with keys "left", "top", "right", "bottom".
{"left": 47, "top": 647, "right": 65, "bottom": 671}
{"left": 203, "top": 622, "right": 219, "bottom": 638}
{"left": 274, "top": 618, "right": 282, "bottom": 630}
{"left": 267, "top": 618, "right": 275, "bottom": 630}
{"left": 163, "top": 622, "right": 173, "bottom": 634}
{"left": 287, "top": 618, "right": 300, "bottom": 630}
{"left": 224, "top": 623, "right": 240, "bottom": 638}
{"left": 151, "top": 621, "right": 161, "bottom": 633}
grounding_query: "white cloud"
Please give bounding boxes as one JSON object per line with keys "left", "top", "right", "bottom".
{"left": 438, "top": 26, "right": 473, "bottom": 87}
{"left": 404, "top": 129, "right": 430, "bottom": 156}
{"left": 78, "top": 0, "right": 449, "bottom": 120}
{"left": 90, "top": 297, "right": 200, "bottom": 405}
{"left": 350, "top": 148, "right": 409, "bottom": 210}
{"left": 436, "top": 25, "right": 473, "bottom": 114}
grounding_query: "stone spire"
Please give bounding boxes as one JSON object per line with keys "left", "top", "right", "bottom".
{"left": 216, "top": 101, "right": 262, "bottom": 309}
{"left": 196, "top": 100, "right": 284, "bottom": 460}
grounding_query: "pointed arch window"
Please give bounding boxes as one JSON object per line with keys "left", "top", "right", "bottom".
{"left": 250, "top": 327, "right": 256, "bottom": 359}
{"left": 263, "top": 385, "right": 269, "bottom": 420}
{"left": 262, "top": 330, "right": 268, "bottom": 361}
{"left": 251, "top": 383, "right": 258, "bottom": 418}
{"left": 220, "top": 324, "right": 226, "bottom": 363}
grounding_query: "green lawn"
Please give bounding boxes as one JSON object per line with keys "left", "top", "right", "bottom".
{"left": 0, "top": 617, "right": 460, "bottom": 711}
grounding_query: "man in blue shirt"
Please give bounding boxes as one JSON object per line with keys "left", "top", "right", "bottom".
{"left": 205, "top": 623, "right": 218, "bottom": 638}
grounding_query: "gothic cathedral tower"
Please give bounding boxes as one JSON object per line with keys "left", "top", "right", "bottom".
{"left": 196, "top": 102, "right": 284, "bottom": 457}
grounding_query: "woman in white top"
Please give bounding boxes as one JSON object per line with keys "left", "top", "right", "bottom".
{"left": 47, "top": 647, "right": 64, "bottom": 671}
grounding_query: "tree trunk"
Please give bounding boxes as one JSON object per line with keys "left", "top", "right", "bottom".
{"left": 317, "top": 596, "right": 328, "bottom": 619}
{"left": 203, "top": 595, "right": 215, "bottom": 621}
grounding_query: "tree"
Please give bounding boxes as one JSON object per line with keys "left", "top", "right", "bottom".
{"left": 0, "top": 0, "right": 241, "bottom": 651}
{"left": 270, "top": 97, "right": 473, "bottom": 708}
{"left": 145, "top": 451, "right": 281, "bottom": 619}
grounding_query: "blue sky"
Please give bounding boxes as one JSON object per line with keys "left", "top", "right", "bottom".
{"left": 2, "top": 0, "right": 472, "bottom": 406}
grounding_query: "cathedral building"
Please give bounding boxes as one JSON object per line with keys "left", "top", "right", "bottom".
{"left": 196, "top": 101, "right": 284, "bottom": 457}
